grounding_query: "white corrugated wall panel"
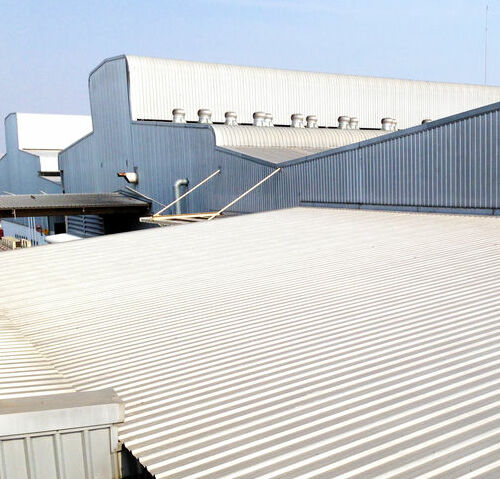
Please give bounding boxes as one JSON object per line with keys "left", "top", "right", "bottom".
{"left": 126, "top": 55, "right": 500, "bottom": 129}
{"left": 0, "top": 208, "right": 500, "bottom": 478}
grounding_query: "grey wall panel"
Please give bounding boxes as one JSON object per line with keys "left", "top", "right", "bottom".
{"left": 0, "top": 115, "right": 62, "bottom": 196}
{"left": 285, "top": 106, "right": 500, "bottom": 211}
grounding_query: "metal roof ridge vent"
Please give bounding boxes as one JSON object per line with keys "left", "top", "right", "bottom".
{"left": 306, "top": 115, "right": 318, "bottom": 128}
{"left": 253, "top": 111, "right": 266, "bottom": 127}
{"left": 197, "top": 109, "right": 212, "bottom": 124}
{"left": 381, "top": 117, "right": 393, "bottom": 131}
{"left": 349, "top": 117, "right": 359, "bottom": 129}
{"left": 338, "top": 116, "right": 350, "bottom": 129}
{"left": 291, "top": 113, "right": 305, "bottom": 128}
{"left": 172, "top": 108, "right": 186, "bottom": 123}
{"left": 422, "top": 118, "right": 432, "bottom": 124}
{"left": 264, "top": 113, "right": 274, "bottom": 127}
{"left": 225, "top": 111, "right": 238, "bottom": 126}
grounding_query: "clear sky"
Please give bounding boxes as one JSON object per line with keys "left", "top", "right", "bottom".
{"left": 0, "top": 0, "right": 498, "bottom": 154}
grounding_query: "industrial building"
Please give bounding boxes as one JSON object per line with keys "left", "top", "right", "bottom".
{"left": 58, "top": 56, "right": 500, "bottom": 229}
{"left": 1, "top": 207, "right": 499, "bottom": 478}
{"left": 0, "top": 113, "right": 92, "bottom": 244}
{"left": 1, "top": 55, "right": 499, "bottom": 242}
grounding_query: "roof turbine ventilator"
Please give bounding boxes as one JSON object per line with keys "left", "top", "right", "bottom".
{"left": 253, "top": 111, "right": 267, "bottom": 127}
{"left": 349, "top": 117, "right": 359, "bottom": 129}
{"left": 197, "top": 109, "right": 212, "bottom": 124}
{"left": 264, "top": 113, "right": 274, "bottom": 127}
{"left": 381, "top": 117, "right": 395, "bottom": 131}
{"left": 291, "top": 113, "right": 305, "bottom": 128}
{"left": 224, "top": 111, "right": 238, "bottom": 126}
{"left": 172, "top": 108, "right": 186, "bottom": 123}
{"left": 338, "top": 116, "right": 350, "bottom": 129}
{"left": 306, "top": 115, "right": 318, "bottom": 128}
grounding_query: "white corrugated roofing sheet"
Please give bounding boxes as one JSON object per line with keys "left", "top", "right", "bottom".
{"left": 0, "top": 317, "right": 74, "bottom": 399}
{"left": 212, "top": 125, "right": 387, "bottom": 162}
{"left": 1, "top": 208, "right": 500, "bottom": 478}
{"left": 126, "top": 55, "right": 500, "bottom": 129}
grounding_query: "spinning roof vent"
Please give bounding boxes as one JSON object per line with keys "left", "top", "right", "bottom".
{"left": 197, "top": 109, "right": 212, "bottom": 124}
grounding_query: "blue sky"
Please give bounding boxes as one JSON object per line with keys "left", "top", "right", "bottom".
{"left": 0, "top": 0, "right": 498, "bottom": 153}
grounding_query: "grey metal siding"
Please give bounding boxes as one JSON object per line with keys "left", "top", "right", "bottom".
{"left": 0, "top": 115, "right": 62, "bottom": 196}
{"left": 283, "top": 104, "right": 500, "bottom": 211}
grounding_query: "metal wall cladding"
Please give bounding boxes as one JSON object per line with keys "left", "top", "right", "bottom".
{"left": 60, "top": 57, "right": 280, "bottom": 214}
{"left": 0, "top": 427, "right": 119, "bottom": 479}
{"left": 0, "top": 121, "right": 62, "bottom": 196}
{"left": 126, "top": 54, "right": 500, "bottom": 129}
{"left": 283, "top": 104, "right": 500, "bottom": 211}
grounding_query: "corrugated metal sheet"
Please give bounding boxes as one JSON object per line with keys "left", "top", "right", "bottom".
{"left": 0, "top": 316, "right": 74, "bottom": 399}
{"left": 285, "top": 102, "right": 500, "bottom": 211}
{"left": 212, "top": 125, "right": 387, "bottom": 148}
{"left": 221, "top": 147, "right": 327, "bottom": 163}
{"left": 126, "top": 55, "right": 500, "bottom": 129}
{"left": 0, "top": 193, "right": 148, "bottom": 210}
{"left": 212, "top": 125, "right": 387, "bottom": 163}
{"left": 1, "top": 208, "right": 500, "bottom": 478}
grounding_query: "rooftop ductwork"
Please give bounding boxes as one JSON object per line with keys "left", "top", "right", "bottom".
{"left": 225, "top": 111, "right": 238, "bottom": 126}
{"left": 253, "top": 111, "right": 266, "bottom": 127}
{"left": 338, "top": 116, "right": 350, "bottom": 129}
{"left": 172, "top": 108, "right": 186, "bottom": 123}
{"left": 306, "top": 115, "right": 318, "bottom": 128}
{"left": 349, "top": 117, "right": 359, "bottom": 129}
{"left": 291, "top": 113, "right": 305, "bottom": 128}
{"left": 264, "top": 113, "right": 274, "bottom": 127}
{"left": 197, "top": 109, "right": 212, "bottom": 124}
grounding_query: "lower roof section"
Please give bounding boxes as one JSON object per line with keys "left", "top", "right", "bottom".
{"left": 0, "top": 192, "right": 150, "bottom": 217}
{"left": 1, "top": 208, "right": 499, "bottom": 478}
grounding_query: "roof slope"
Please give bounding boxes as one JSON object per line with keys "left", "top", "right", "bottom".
{"left": 1, "top": 208, "right": 500, "bottom": 478}
{"left": 126, "top": 55, "right": 500, "bottom": 129}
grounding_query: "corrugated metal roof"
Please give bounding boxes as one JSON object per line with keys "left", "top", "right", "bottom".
{"left": 222, "top": 146, "right": 327, "bottom": 163}
{"left": 0, "top": 316, "right": 74, "bottom": 399}
{"left": 212, "top": 125, "right": 386, "bottom": 148}
{"left": 1, "top": 208, "right": 500, "bottom": 478}
{"left": 126, "top": 55, "right": 500, "bottom": 129}
{"left": 212, "top": 125, "right": 387, "bottom": 162}
{"left": 0, "top": 193, "right": 148, "bottom": 210}
{"left": 15, "top": 113, "right": 92, "bottom": 151}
